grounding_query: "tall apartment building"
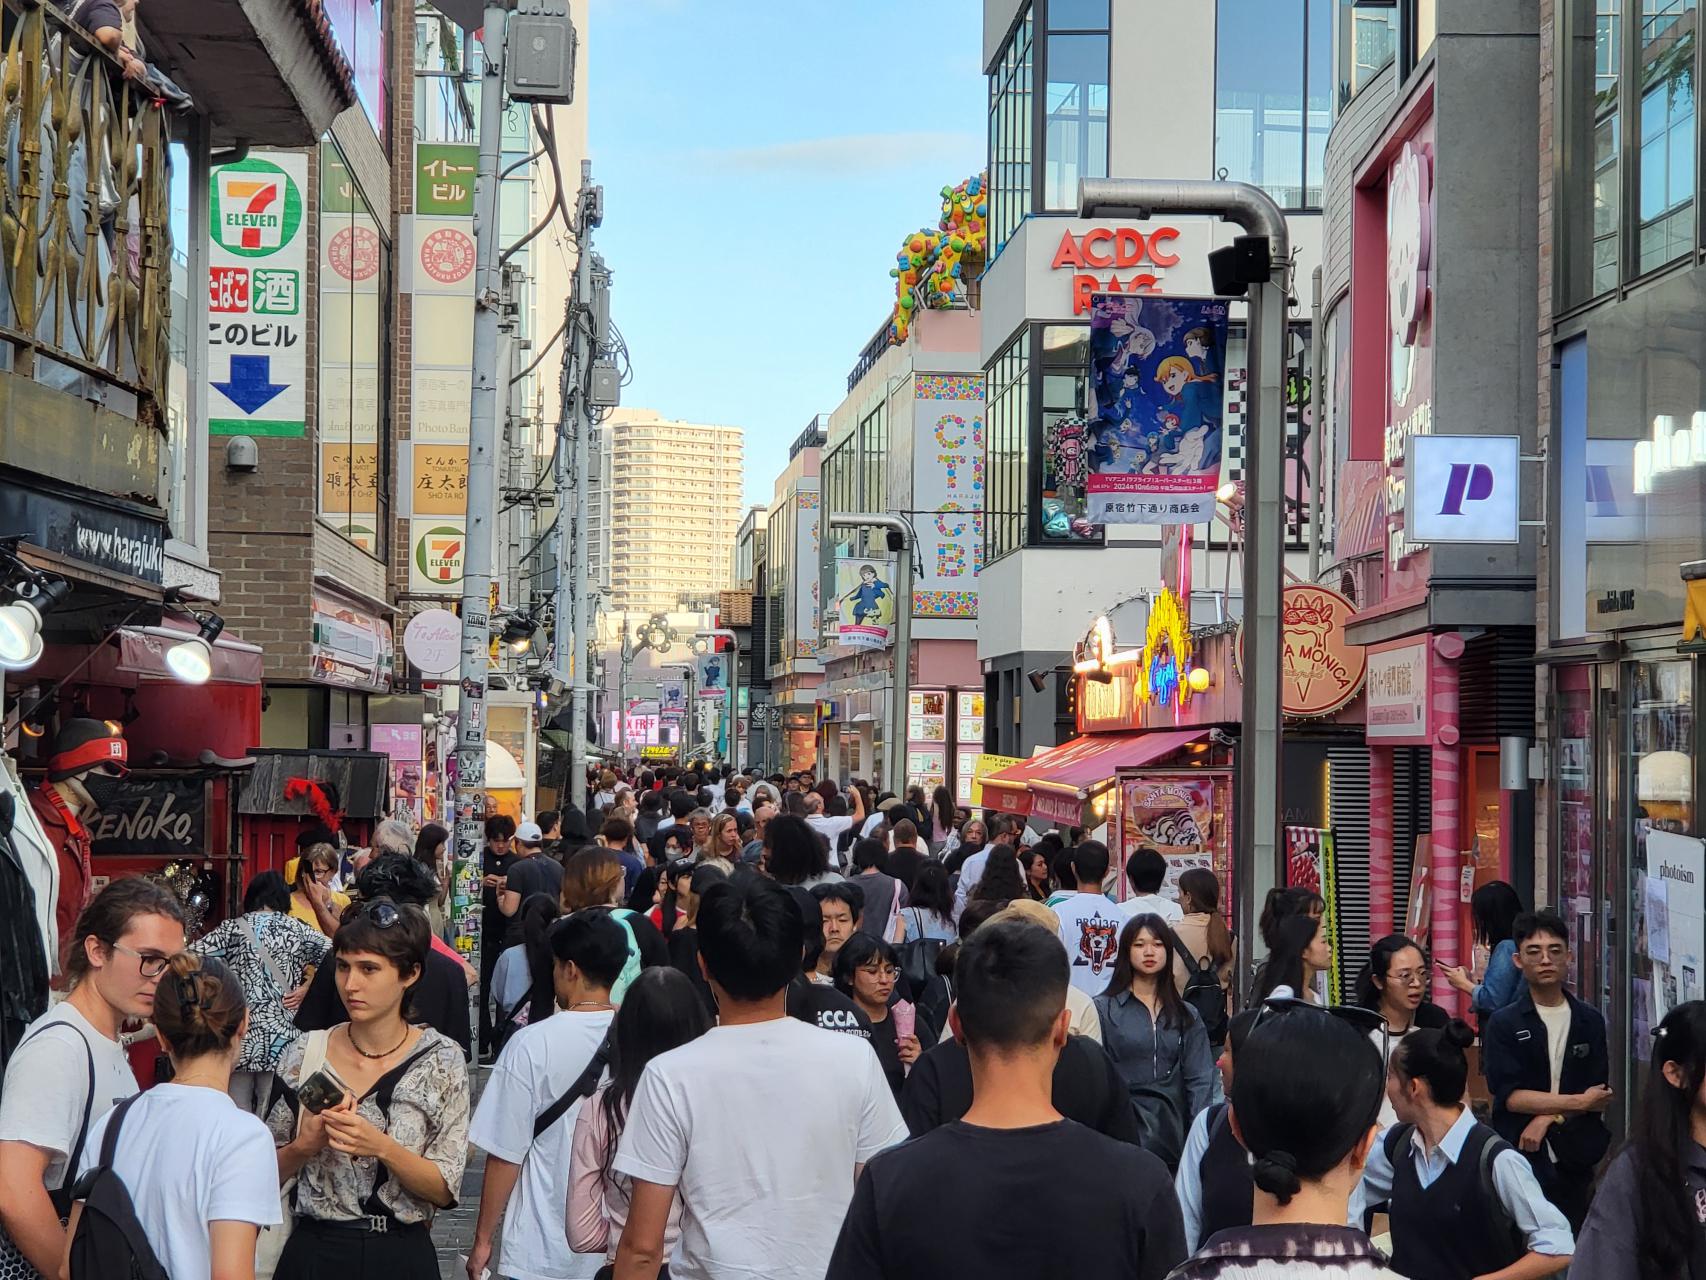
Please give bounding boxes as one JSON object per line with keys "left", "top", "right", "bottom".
{"left": 589, "top": 409, "right": 746, "bottom": 614}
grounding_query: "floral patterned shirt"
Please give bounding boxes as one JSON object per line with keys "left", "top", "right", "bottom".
{"left": 193, "top": 911, "right": 330, "bottom": 1072}
{"left": 265, "top": 1026, "right": 470, "bottom": 1225}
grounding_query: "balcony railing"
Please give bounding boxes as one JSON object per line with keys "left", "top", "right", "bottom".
{"left": 1, "top": 0, "right": 174, "bottom": 423}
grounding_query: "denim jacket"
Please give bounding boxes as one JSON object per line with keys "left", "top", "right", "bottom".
{"left": 1092, "top": 987, "right": 1215, "bottom": 1118}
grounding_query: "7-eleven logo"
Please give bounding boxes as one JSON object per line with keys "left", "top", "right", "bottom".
{"left": 213, "top": 158, "right": 301, "bottom": 257}
{"left": 415, "top": 526, "right": 466, "bottom": 585}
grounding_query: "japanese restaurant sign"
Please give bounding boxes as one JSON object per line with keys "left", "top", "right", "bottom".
{"left": 1366, "top": 636, "right": 1432, "bottom": 743}
{"left": 1236, "top": 584, "right": 1366, "bottom": 718}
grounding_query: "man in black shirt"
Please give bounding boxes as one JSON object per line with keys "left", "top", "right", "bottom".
{"left": 782, "top": 886, "right": 875, "bottom": 1042}
{"left": 497, "top": 820, "right": 564, "bottom": 945}
{"left": 828, "top": 921, "right": 1185, "bottom": 1279}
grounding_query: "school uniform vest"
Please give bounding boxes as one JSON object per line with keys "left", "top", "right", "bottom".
{"left": 1198, "top": 1103, "right": 1254, "bottom": 1243}
{"left": 1387, "top": 1120, "right": 1525, "bottom": 1280}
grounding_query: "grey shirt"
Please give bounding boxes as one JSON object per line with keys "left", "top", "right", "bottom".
{"left": 1092, "top": 988, "right": 1216, "bottom": 1119}
{"left": 1573, "top": 1142, "right": 1706, "bottom": 1280}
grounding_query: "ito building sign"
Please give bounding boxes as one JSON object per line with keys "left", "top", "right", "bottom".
{"left": 208, "top": 153, "right": 308, "bottom": 437}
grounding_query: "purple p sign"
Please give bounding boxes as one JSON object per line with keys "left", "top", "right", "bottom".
{"left": 1439, "top": 463, "right": 1494, "bottom": 516}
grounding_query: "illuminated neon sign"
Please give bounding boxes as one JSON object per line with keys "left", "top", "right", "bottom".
{"left": 1136, "top": 588, "right": 1194, "bottom": 711}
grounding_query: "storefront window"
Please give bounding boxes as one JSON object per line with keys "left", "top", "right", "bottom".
{"left": 984, "top": 330, "right": 1031, "bottom": 565}
{"left": 1216, "top": 0, "right": 1331, "bottom": 209}
{"left": 1039, "top": 324, "right": 1100, "bottom": 543}
{"left": 987, "top": 5, "right": 1034, "bottom": 255}
{"left": 1636, "top": 0, "right": 1696, "bottom": 273}
{"left": 1629, "top": 658, "right": 1695, "bottom": 1045}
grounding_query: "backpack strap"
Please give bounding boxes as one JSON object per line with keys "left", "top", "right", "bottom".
{"left": 533, "top": 1031, "right": 612, "bottom": 1139}
{"left": 357, "top": 1039, "right": 441, "bottom": 1223}
{"left": 19, "top": 1021, "right": 97, "bottom": 1213}
{"left": 95, "top": 1090, "right": 144, "bottom": 1171}
{"left": 1382, "top": 1122, "right": 1413, "bottom": 1166}
{"left": 1475, "top": 1127, "right": 1529, "bottom": 1256}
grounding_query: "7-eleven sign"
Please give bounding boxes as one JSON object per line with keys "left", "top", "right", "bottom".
{"left": 212, "top": 158, "right": 303, "bottom": 258}
{"left": 412, "top": 523, "right": 466, "bottom": 592}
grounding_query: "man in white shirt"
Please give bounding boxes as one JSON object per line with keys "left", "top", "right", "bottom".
{"left": 1050, "top": 841, "right": 1128, "bottom": 998}
{"left": 952, "top": 813, "right": 1021, "bottom": 921}
{"left": 803, "top": 791, "right": 854, "bottom": 850}
{"left": 467, "top": 911, "right": 627, "bottom": 1280}
{"left": 1116, "top": 846, "right": 1184, "bottom": 925}
{"left": 613, "top": 876, "right": 908, "bottom": 1280}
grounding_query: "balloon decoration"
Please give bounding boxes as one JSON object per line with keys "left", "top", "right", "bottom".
{"left": 888, "top": 172, "right": 989, "bottom": 345}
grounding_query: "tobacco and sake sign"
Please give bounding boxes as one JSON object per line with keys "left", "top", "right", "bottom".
{"left": 208, "top": 153, "right": 308, "bottom": 438}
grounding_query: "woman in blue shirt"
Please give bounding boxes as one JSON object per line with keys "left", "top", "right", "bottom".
{"left": 1442, "top": 881, "right": 1525, "bottom": 1017}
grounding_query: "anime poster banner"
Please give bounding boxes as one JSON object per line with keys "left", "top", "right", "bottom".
{"left": 1116, "top": 773, "right": 1230, "bottom": 902}
{"left": 834, "top": 555, "right": 897, "bottom": 650}
{"left": 1086, "top": 295, "right": 1229, "bottom": 524}
{"left": 1647, "top": 830, "right": 1705, "bottom": 1022}
{"left": 695, "top": 651, "right": 728, "bottom": 698}
{"left": 1285, "top": 825, "right": 1344, "bottom": 1004}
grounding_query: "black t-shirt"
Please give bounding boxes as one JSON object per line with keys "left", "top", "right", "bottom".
{"left": 72, "top": 0, "right": 123, "bottom": 35}
{"left": 505, "top": 854, "right": 564, "bottom": 906}
{"left": 481, "top": 848, "right": 517, "bottom": 958}
{"left": 293, "top": 946, "right": 471, "bottom": 1055}
{"left": 785, "top": 975, "right": 875, "bottom": 1041}
{"left": 620, "top": 908, "right": 670, "bottom": 970}
{"left": 900, "top": 1034, "right": 1143, "bottom": 1146}
{"left": 867, "top": 1009, "right": 938, "bottom": 1100}
{"left": 829, "top": 1119, "right": 1185, "bottom": 1280}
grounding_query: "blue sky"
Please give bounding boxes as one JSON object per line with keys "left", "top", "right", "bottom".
{"left": 586, "top": 0, "right": 987, "bottom": 508}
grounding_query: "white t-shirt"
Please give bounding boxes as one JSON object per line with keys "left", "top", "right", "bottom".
{"left": 469, "top": 1007, "right": 616, "bottom": 1280}
{"left": 613, "top": 1016, "right": 909, "bottom": 1280}
{"left": 805, "top": 815, "right": 853, "bottom": 845}
{"left": 0, "top": 1002, "right": 137, "bottom": 1190}
{"left": 1537, "top": 999, "right": 1572, "bottom": 1094}
{"left": 1053, "top": 891, "right": 1128, "bottom": 997}
{"left": 78, "top": 1083, "right": 280, "bottom": 1280}
{"left": 951, "top": 847, "right": 992, "bottom": 920}
{"left": 1117, "top": 892, "right": 1184, "bottom": 925}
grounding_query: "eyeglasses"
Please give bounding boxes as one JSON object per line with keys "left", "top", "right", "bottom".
{"left": 111, "top": 942, "right": 171, "bottom": 979}
{"left": 1387, "top": 968, "right": 1427, "bottom": 988}
{"left": 859, "top": 964, "right": 900, "bottom": 981}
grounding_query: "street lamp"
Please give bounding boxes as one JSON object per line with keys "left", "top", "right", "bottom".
{"left": 826, "top": 514, "right": 913, "bottom": 795}
{"left": 1078, "top": 176, "right": 1290, "bottom": 996}
{"left": 618, "top": 612, "right": 677, "bottom": 762}
{"left": 695, "top": 628, "right": 740, "bottom": 771}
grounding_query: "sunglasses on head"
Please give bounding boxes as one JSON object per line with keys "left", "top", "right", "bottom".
{"left": 1253, "top": 996, "right": 1390, "bottom": 1114}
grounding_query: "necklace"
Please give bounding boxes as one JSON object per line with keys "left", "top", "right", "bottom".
{"left": 567, "top": 1000, "right": 614, "bottom": 1012}
{"left": 348, "top": 1024, "right": 411, "bottom": 1059}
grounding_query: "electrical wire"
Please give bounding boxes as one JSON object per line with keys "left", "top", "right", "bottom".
{"left": 510, "top": 316, "right": 567, "bottom": 385}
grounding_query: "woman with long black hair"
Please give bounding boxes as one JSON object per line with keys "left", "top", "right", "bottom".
{"left": 1572, "top": 1000, "right": 1706, "bottom": 1279}
{"left": 1441, "top": 880, "right": 1526, "bottom": 1018}
{"left": 1354, "top": 934, "right": 1450, "bottom": 1127}
{"left": 1352, "top": 1018, "right": 1573, "bottom": 1279}
{"left": 567, "top": 968, "right": 712, "bottom": 1277}
{"left": 1253, "top": 912, "right": 1332, "bottom": 1004}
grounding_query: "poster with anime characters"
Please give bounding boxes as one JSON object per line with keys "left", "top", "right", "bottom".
{"left": 1086, "top": 294, "right": 1229, "bottom": 524}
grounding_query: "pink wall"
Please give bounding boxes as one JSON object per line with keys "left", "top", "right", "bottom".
{"left": 915, "top": 638, "right": 980, "bottom": 688}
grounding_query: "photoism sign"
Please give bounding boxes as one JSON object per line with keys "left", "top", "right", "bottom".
{"left": 207, "top": 153, "right": 308, "bottom": 438}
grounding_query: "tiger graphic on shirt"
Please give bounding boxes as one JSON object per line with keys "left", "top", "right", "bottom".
{"left": 1077, "top": 915, "right": 1120, "bottom": 975}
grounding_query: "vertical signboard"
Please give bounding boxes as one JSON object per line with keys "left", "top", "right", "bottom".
{"left": 912, "top": 374, "right": 985, "bottom": 618}
{"left": 208, "top": 152, "right": 308, "bottom": 438}
{"left": 794, "top": 488, "right": 821, "bottom": 658}
{"left": 408, "top": 143, "right": 478, "bottom": 593}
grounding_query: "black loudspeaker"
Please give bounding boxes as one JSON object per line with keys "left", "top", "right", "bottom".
{"left": 1208, "top": 235, "right": 1273, "bottom": 297}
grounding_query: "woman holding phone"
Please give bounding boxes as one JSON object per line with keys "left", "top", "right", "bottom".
{"left": 265, "top": 898, "right": 470, "bottom": 1280}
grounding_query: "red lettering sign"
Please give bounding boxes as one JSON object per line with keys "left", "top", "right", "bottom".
{"left": 209, "top": 266, "right": 249, "bottom": 313}
{"left": 1055, "top": 227, "right": 1183, "bottom": 312}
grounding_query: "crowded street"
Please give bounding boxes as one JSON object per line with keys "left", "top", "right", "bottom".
{"left": 0, "top": 0, "right": 1699, "bottom": 1277}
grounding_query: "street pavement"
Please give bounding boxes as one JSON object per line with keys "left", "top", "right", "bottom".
{"left": 436, "top": 1064, "right": 487, "bottom": 1279}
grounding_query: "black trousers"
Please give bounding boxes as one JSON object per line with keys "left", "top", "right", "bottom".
{"left": 275, "top": 1217, "right": 437, "bottom": 1280}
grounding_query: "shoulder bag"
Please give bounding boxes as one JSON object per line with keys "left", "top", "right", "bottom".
{"left": 1128, "top": 1026, "right": 1189, "bottom": 1174}
{"left": 255, "top": 1028, "right": 329, "bottom": 1280}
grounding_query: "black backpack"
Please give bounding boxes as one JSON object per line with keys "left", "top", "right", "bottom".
{"left": 1182, "top": 954, "right": 1229, "bottom": 1047}
{"left": 66, "top": 1094, "right": 169, "bottom": 1280}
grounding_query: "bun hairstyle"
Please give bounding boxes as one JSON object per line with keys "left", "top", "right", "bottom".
{"left": 154, "top": 953, "right": 246, "bottom": 1059}
{"left": 1390, "top": 1018, "right": 1477, "bottom": 1106}
{"left": 1232, "top": 1005, "right": 1384, "bottom": 1205}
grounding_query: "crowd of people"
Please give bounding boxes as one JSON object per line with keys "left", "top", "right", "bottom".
{"left": 0, "top": 759, "right": 1701, "bottom": 1279}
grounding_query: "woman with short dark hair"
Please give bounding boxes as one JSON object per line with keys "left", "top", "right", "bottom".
{"left": 833, "top": 933, "right": 936, "bottom": 1099}
{"left": 193, "top": 871, "right": 331, "bottom": 1114}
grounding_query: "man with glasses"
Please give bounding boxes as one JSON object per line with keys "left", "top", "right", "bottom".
{"left": 1481, "top": 910, "right": 1611, "bottom": 1231}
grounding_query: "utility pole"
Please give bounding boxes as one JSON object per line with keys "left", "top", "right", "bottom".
{"left": 1078, "top": 178, "right": 1290, "bottom": 996}
{"left": 451, "top": 1, "right": 510, "bottom": 974}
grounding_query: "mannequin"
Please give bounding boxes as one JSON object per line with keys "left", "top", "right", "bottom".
{"left": 27, "top": 718, "right": 129, "bottom": 972}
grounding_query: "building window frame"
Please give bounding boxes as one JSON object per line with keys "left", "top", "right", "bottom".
{"left": 1216, "top": 0, "right": 1332, "bottom": 212}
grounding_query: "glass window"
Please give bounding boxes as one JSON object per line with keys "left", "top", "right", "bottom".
{"left": 988, "top": 6, "right": 1034, "bottom": 254}
{"left": 1636, "top": 0, "right": 1696, "bottom": 273}
{"left": 1628, "top": 658, "right": 1694, "bottom": 1046}
{"left": 1048, "top": 0, "right": 1106, "bottom": 27}
{"left": 1039, "top": 324, "right": 1100, "bottom": 543}
{"left": 1333, "top": 0, "right": 1396, "bottom": 109}
{"left": 1560, "top": 0, "right": 1625, "bottom": 305}
{"left": 857, "top": 403, "right": 888, "bottom": 509}
{"left": 1042, "top": 32, "right": 1108, "bottom": 210}
{"left": 1217, "top": 0, "right": 1329, "bottom": 209}
{"left": 984, "top": 331, "right": 1031, "bottom": 565}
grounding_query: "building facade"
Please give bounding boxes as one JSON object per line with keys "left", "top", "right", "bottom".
{"left": 754, "top": 420, "right": 827, "bottom": 773}
{"left": 589, "top": 408, "right": 746, "bottom": 614}
{"left": 977, "top": 0, "right": 1328, "bottom": 756}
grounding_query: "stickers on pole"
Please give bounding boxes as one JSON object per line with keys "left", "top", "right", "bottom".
{"left": 407, "top": 142, "right": 479, "bottom": 594}
{"left": 208, "top": 153, "right": 308, "bottom": 438}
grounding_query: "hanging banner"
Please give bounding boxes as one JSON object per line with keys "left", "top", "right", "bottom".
{"left": 310, "top": 591, "right": 394, "bottom": 691}
{"left": 1648, "top": 830, "right": 1705, "bottom": 1023}
{"left": 911, "top": 375, "right": 985, "bottom": 618}
{"left": 1285, "top": 825, "right": 1345, "bottom": 1004}
{"left": 696, "top": 650, "right": 728, "bottom": 698}
{"left": 1086, "top": 295, "right": 1229, "bottom": 523}
{"left": 834, "top": 555, "right": 897, "bottom": 650}
{"left": 208, "top": 152, "right": 309, "bottom": 438}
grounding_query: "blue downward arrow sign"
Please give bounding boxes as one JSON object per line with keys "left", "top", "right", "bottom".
{"left": 213, "top": 355, "right": 289, "bottom": 415}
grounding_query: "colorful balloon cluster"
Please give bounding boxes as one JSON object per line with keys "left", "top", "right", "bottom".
{"left": 889, "top": 172, "right": 989, "bottom": 344}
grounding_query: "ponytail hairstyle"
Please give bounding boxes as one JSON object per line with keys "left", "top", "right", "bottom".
{"left": 1634, "top": 1001, "right": 1706, "bottom": 1279}
{"left": 65, "top": 877, "right": 186, "bottom": 987}
{"left": 1390, "top": 1018, "right": 1476, "bottom": 1106}
{"left": 1178, "top": 867, "right": 1234, "bottom": 968}
{"left": 154, "top": 953, "right": 246, "bottom": 1060}
{"left": 519, "top": 892, "right": 563, "bottom": 1026}
{"left": 1254, "top": 912, "right": 1322, "bottom": 1002}
{"left": 1232, "top": 1005, "right": 1384, "bottom": 1206}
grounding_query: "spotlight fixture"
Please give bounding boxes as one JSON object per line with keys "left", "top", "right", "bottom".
{"left": 501, "top": 614, "right": 539, "bottom": 655}
{"left": 1027, "top": 669, "right": 1050, "bottom": 694}
{"left": 1187, "top": 666, "right": 1213, "bottom": 694}
{"left": 166, "top": 614, "right": 224, "bottom": 685}
{"left": 0, "top": 576, "right": 71, "bottom": 670}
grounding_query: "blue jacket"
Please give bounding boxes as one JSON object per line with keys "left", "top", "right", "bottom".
{"left": 1471, "top": 938, "right": 1524, "bottom": 1016}
{"left": 1482, "top": 987, "right": 1610, "bottom": 1173}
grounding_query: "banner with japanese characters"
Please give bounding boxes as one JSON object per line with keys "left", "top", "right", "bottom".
{"left": 1086, "top": 295, "right": 1229, "bottom": 524}
{"left": 317, "top": 144, "right": 383, "bottom": 550}
{"left": 407, "top": 142, "right": 478, "bottom": 593}
{"left": 834, "top": 555, "right": 896, "bottom": 650}
{"left": 208, "top": 152, "right": 308, "bottom": 438}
